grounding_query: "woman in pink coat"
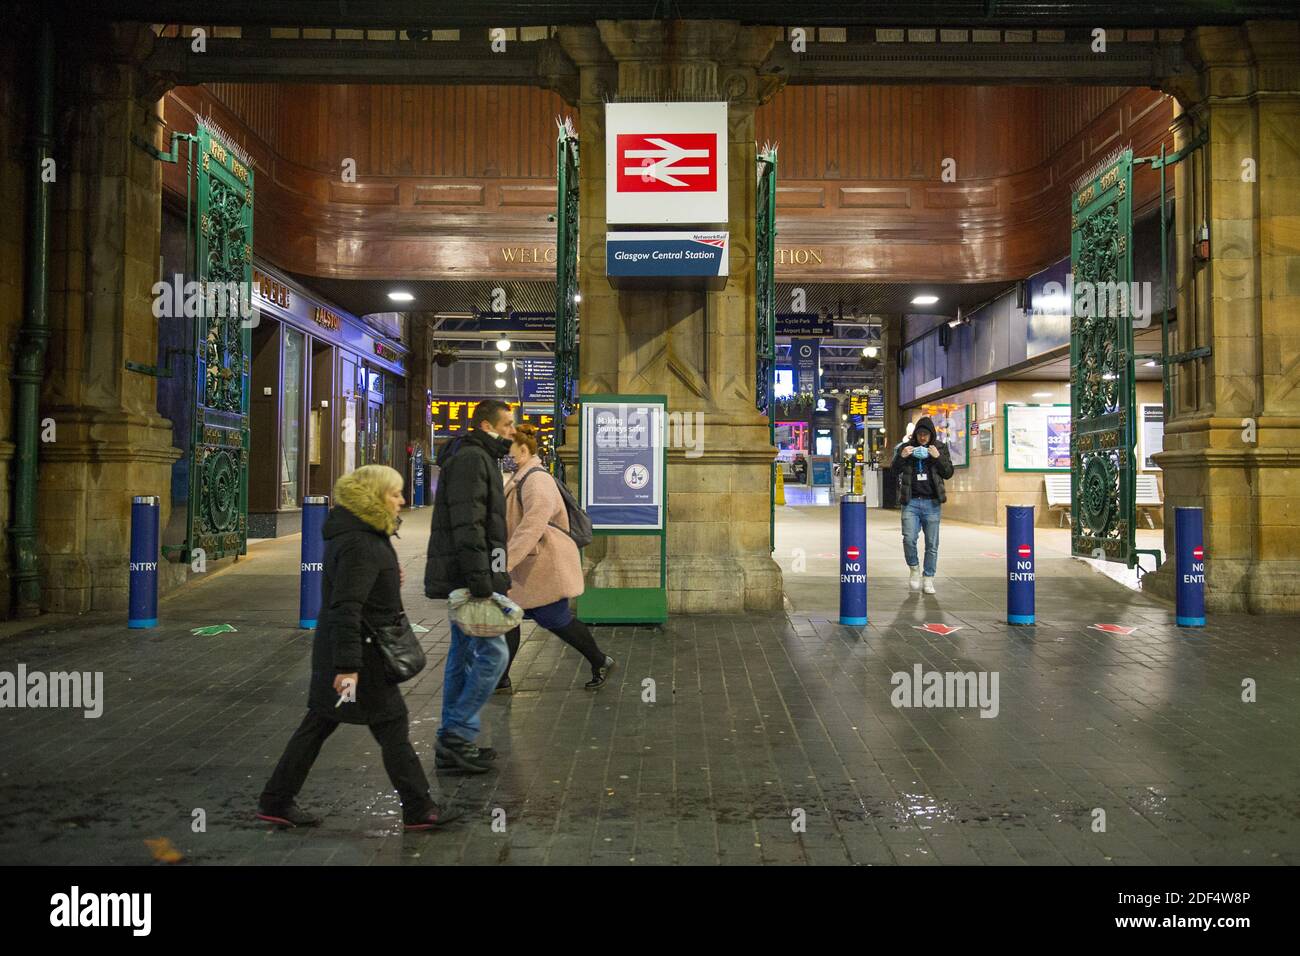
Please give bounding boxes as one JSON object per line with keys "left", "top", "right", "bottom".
{"left": 496, "top": 424, "right": 615, "bottom": 692}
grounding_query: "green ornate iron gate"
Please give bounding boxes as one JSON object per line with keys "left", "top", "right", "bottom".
{"left": 1069, "top": 149, "right": 1136, "bottom": 565}
{"left": 756, "top": 148, "right": 777, "bottom": 552}
{"left": 187, "top": 122, "right": 253, "bottom": 562}
{"left": 553, "top": 117, "right": 580, "bottom": 458}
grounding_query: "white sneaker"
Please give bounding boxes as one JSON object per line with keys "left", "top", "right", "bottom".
{"left": 922, "top": 576, "right": 936, "bottom": 595}
{"left": 909, "top": 567, "right": 922, "bottom": 591}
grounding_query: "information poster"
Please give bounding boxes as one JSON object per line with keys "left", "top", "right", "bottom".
{"left": 581, "top": 399, "right": 665, "bottom": 530}
{"left": 1141, "top": 403, "right": 1164, "bottom": 471}
{"left": 1004, "top": 404, "right": 1072, "bottom": 471}
{"left": 918, "top": 404, "right": 971, "bottom": 469}
{"left": 791, "top": 339, "right": 820, "bottom": 397}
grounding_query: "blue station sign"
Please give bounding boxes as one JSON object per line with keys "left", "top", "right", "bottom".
{"left": 606, "top": 232, "right": 729, "bottom": 278}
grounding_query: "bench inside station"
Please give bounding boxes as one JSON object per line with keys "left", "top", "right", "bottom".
{"left": 1045, "top": 473, "right": 1163, "bottom": 528}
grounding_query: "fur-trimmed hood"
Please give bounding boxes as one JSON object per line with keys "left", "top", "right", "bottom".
{"left": 329, "top": 470, "right": 399, "bottom": 537}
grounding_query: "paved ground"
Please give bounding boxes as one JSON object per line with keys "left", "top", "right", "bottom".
{"left": 1, "top": 504, "right": 1297, "bottom": 866}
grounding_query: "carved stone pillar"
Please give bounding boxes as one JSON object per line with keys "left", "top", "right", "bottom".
{"left": 39, "top": 24, "right": 181, "bottom": 612}
{"left": 556, "top": 20, "right": 785, "bottom": 613}
{"left": 1145, "top": 20, "right": 1300, "bottom": 612}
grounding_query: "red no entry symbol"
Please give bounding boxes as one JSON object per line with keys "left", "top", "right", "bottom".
{"left": 1017, "top": 545, "right": 1032, "bottom": 557}
{"left": 1192, "top": 547, "right": 1204, "bottom": 561}
{"left": 846, "top": 547, "right": 860, "bottom": 560}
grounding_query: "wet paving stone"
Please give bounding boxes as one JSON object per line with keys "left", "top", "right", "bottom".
{"left": 1, "top": 507, "right": 1298, "bottom": 865}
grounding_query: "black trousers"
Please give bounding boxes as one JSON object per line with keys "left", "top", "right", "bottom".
{"left": 260, "top": 710, "right": 432, "bottom": 818}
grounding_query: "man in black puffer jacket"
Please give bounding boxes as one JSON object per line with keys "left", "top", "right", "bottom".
{"left": 425, "top": 399, "right": 515, "bottom": 772}
{"left": 891, "top": 416, "right": 955, "bottom": 596}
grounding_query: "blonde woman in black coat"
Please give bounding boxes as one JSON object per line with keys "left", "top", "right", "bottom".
{"left": 256, "top": 465, "right": 459, "bottom": 831}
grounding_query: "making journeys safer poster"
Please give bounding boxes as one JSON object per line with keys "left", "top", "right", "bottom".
{"left": 581, "top": 400, "right": 665, "bottom": 530}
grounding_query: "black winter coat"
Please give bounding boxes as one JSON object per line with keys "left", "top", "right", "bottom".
{"left": 892, "top": 416, "right": 955, "bottom": 505}
{"left": 425, "top": 428, "right": 513, "bottom": 599}
{"left": 307, "top": 505, "right": 407, "bottom": 725}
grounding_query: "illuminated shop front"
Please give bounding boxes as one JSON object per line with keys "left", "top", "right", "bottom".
{"left": 246, "top": 263, "right": 408, "bottom": 538}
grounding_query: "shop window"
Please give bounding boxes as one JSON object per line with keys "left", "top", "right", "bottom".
{"left": 281, "top": 328, "right": 305, "bottom": 508}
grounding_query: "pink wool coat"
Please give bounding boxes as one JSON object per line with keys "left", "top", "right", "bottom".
{"left": 503, "top": 456, "right": 585, "bottom": 610}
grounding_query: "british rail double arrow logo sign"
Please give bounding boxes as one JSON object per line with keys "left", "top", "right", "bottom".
{"left": 606, "top": 102, "right": 729, "bottom": 224}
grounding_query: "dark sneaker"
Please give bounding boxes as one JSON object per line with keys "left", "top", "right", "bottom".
{"left": 434, "top": 734, "right": 494, "bottom": 774}
{"left": 403, "top": 802, "right": 463, "bottom": 830}
{"left": 585, "top": 656, "right": 616, "bottom": 690}
{"left": 495, "top": 676, "right": 514, "bottom": 695}
{"left": 255, "top": 802, "right": 322, "bottom": 828}
{"left": 435, "top": 745, "right": 498, "bottom": 770}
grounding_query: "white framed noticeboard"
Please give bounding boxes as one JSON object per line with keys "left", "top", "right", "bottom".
{"left": 1140, "top": 403, "right": 1165, "bottom": 471}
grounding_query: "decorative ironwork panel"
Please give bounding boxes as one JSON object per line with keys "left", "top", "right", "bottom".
{"left": 1070, "top": 149, "right": 1135, "bottom": 565}
{"left": 756, "top": 149, "right": 777, "bottom": 416}
{"left": 553, "top": 118, "right": 580, "bottom": 454}
{"left": 189, "top": 122, "right": 252, "bottom": 562}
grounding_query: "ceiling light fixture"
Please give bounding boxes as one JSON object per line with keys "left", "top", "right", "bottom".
{"left": 1032, "top": 391, "right": 1053, "bottom": 398}
{"left": 861, "top": 346, "right": 878, "bottom": 358}
{"left": 495, "top": 336, "right": 511, "bottom": 352}
{"left": 495, "top": 361, "right": 508, "bottom": 373}
{"left": 494, "top": 378, "right": 506, "bottom": 389}
{"left": 387, "top": 290, "right": 415, "bottom": 302}
{"left": 573, "top": 293, "right": 582, "bottom": 303}
{"left": 912, "top": 294, "right": 939, "bottom": 306}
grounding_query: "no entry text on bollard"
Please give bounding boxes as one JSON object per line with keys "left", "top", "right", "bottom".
{"left": 1175, "top": 506, "right": 1206, "bottom": 627}
{"left": 839, "top": 494, "right": 867, "bottom": 626}
{"left": 1006, "top": 505, "right": 1035, "bottom": 625}
{"left": 128, "top": 496, "right": 160, "bottom": 629}
{"left": 299, "top": 495, "right": 329, "bottom": 629}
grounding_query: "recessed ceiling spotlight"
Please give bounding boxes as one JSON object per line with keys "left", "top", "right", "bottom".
{"left": 911, "top": 294, "right": 939, "bottom": 306}
{"left": 495, "top": 361, "right": 508, "bottom": 373}
{"left": 388, "top": 290, "right": 415, "bottom": 302}
{"left": 495, "top": 336, "right": 511, "bottom": 352}
{"left": 1032, "top": 391, "right": 1053, "bottom": 398}
{"left": 494, "top": 378, "right": 506, "bottom": 389}
{"left": 862, "top": 346, "right": 879, "bottom": 358}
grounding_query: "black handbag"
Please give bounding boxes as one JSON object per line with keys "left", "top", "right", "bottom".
{"left": 364, "top": 614, "right": 426, "bottom": 684}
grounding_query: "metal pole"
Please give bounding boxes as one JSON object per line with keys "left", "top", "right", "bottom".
{"left": 9, "top": 19, "right": 55, "bottom": 616}
{"left": 1159, "top": 142, "right": 1171, "bottom": 416}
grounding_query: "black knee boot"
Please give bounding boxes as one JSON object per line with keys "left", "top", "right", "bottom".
{"left": 551, "top": 618, "right": 614, "bottom": 687}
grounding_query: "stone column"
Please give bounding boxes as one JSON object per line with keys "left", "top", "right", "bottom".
{"left": 1146, "top": 20, "right": 1300, "bottom": 613}
{"left": 39, "top": 24, "right": 181, "bottom": 612}
{"left": 556, "top": 20, "right": 785, "bottom": 613}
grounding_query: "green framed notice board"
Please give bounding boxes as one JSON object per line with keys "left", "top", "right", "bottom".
{"left": 574, "top": 394, "right": 669, "bottom": 625}
{"left": 1004, "top": 403, "right": 1072, "bottom": 472}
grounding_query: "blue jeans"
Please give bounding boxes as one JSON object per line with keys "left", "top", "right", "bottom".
{"left": 902, "top": 497, "right": 942, "bottom": 577}
{"left": 438, "top": 620, "right": 508, "bottom": 743}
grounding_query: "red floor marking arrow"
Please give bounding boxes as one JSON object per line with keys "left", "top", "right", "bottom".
{"left": 1089, "top": 623, "right": 1137, "bottom": 635}
{"left": 913, "top": 623, "right": 963, "bottom": 636}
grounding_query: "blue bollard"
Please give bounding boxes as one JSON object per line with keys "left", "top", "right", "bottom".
{"left": 1175, "top": 506, "right": 1206, "bottom": 627}
{"left": 839, "top": 494, "right": 867, "bottom": 626}
{"left": 413, "top": 448, "right": 425, "bottom": 507}
{"left": 128, "top": 495, "right": 160, "bottom": 629}
{"left": 1006, "top": 505, "right": 1035, "bottom": 625}
{"left": 299, "top": 495, "right": 329, "bottom": 629}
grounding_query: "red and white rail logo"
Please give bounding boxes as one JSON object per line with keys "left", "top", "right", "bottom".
{"left": 616, "top": 133, "right": 717, "bottom": 192}
{"left": 1192, "top": 546, "right": 1204, "bottom": 561}
{"left": 845, "top": 546, "right": 860, "bottom": 561}
{"left": 1017, "top": 545, "right": 1032, "bottom": 558}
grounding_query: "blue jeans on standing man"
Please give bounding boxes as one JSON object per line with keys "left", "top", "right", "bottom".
{"left": 902, "top": 496, "right": 942, "bottom": 578}
{"left": 438, "top": 620, "right": 509, "bottom": 743}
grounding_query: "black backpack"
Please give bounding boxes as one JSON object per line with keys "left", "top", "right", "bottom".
{"left": 514, "top": 468, "right": 594, "bottom": 549}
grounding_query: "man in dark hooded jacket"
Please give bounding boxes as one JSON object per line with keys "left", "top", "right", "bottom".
{"left": 426, "top": 399, "right": 515, "bottom": 771}
{"left": 891, "top": 415, "right": 954, "bottom": 594}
